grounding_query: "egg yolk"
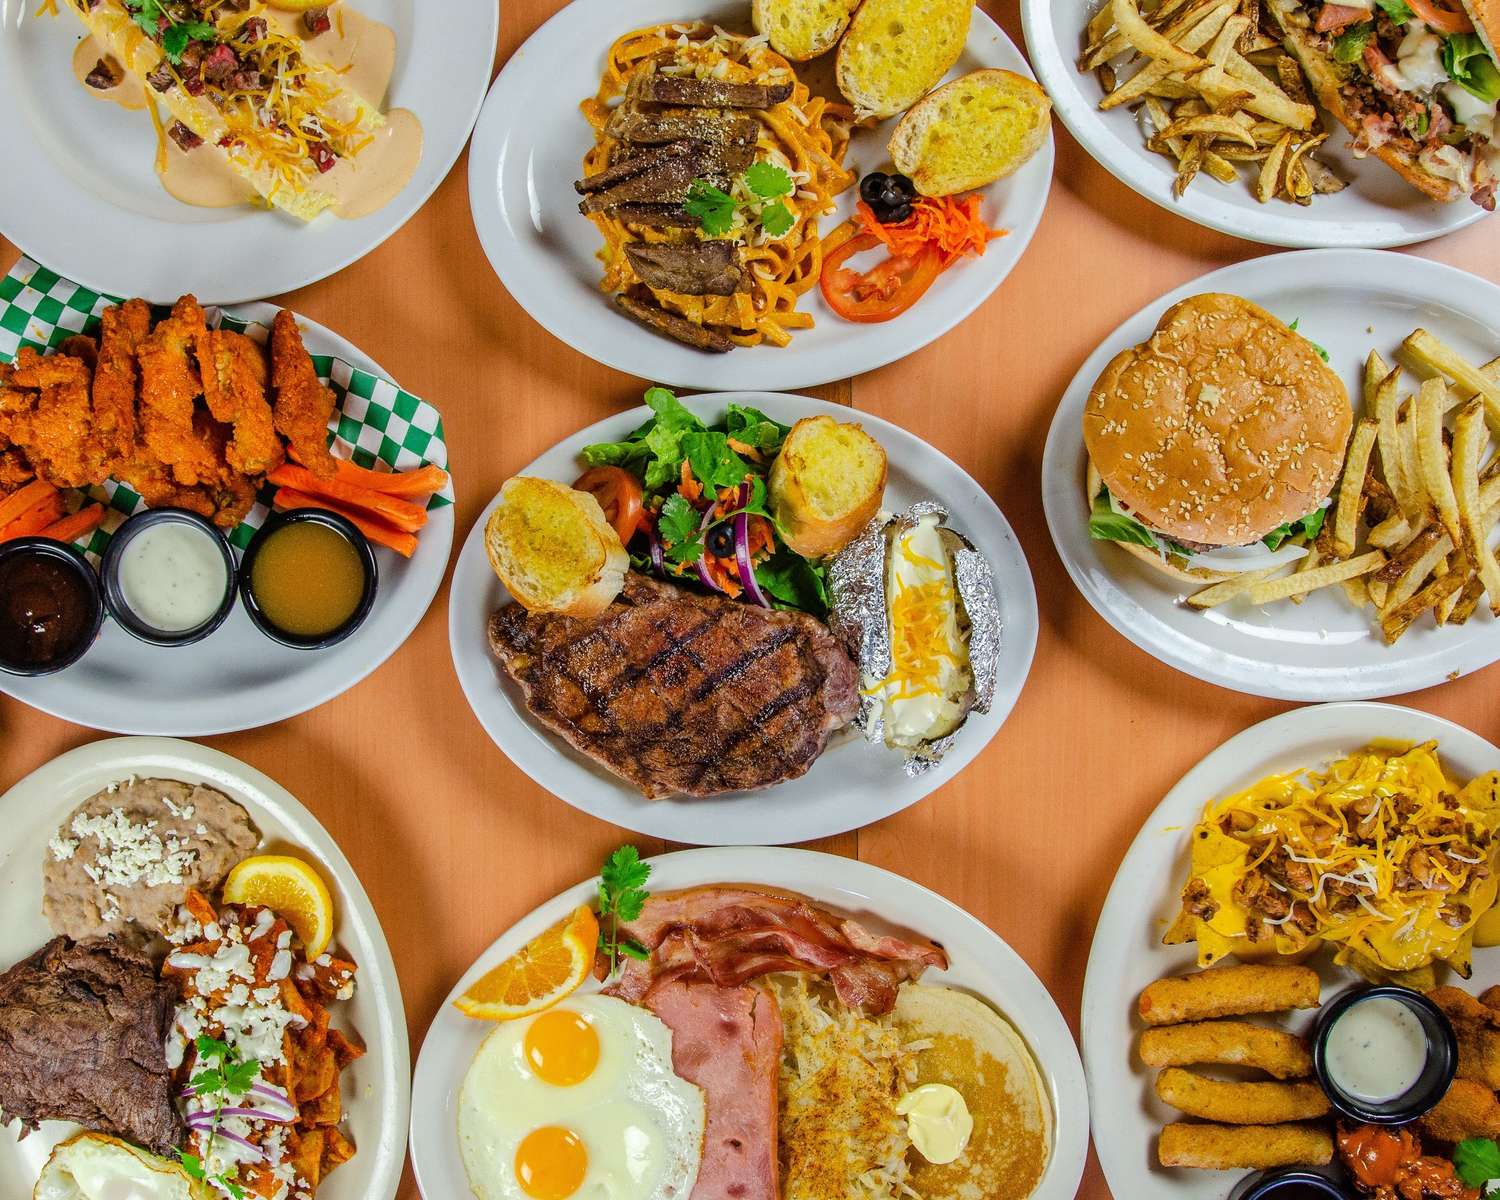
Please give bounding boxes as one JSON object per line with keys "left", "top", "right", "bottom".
{"left": 523, "top": 1009, "right": 600, "bottom": 1086}
{"left": 515, "top": 1125, "right": 588, "bottom": 1200}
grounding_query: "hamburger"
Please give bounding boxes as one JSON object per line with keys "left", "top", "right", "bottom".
{"left": 1083, "top": 293, "right": 1352, "bottom": 582}
{"left": 1266, "top": 0, "right": 1500, "bottom": 208}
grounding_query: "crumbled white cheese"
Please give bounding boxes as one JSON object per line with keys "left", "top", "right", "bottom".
{"left": 67, "top": 807, "right": 199, "bottom": 889}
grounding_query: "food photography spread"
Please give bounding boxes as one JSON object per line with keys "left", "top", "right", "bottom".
{"left": 3, "top": 1, "right": 1500, "bottom": 1200}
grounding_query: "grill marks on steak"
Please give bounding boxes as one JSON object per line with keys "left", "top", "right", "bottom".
{"left": 0, "top": 937, "right": 184, "bottom": 1155}
{"left": 488, "top": 575, "right": 859, "bottom": 798}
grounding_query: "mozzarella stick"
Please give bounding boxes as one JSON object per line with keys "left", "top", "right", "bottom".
{"left": 1138, "top": 1020, "right": 1313, "bottom": 1079}
{"left": 1155, "top": 1068, "right": 1329, "bottom": 1123}
{"left": 1138, "top": 964, "right": 1321, "bottom": 1027}
{"left": 1159, "top": 1122, "right": 1334, "bottom": 1170}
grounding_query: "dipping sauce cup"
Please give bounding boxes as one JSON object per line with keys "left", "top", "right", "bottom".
{"left": 100, "top": 509, "right": 237, "bottom": 647}
{"left": 0, "top": 538, "right": 104, "bottom": 676}
{"left": 1312, "top": 986, "right": 1457, "bottom": 1125}
{"left": 1231, "top": 1168, "right": 1352, "bottom": 1200}
{"left": 239, "top": 510, "right": 377, "bottom": 650}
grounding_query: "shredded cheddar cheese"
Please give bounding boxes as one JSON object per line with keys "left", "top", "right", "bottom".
{"left": 882, "top": 570, "right": 962, "bottom": 701}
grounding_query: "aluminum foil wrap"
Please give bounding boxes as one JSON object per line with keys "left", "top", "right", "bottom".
{"left": 827, "top": 501, "right": 1003, "bottom": 776}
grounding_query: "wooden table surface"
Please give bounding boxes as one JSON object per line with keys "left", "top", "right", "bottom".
{"left": 5, "top": 3, "right": 1500, "bottom": 1196}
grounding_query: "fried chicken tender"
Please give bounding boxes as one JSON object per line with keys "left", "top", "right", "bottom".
{"left": 201, "top": 330, "right": 282, "bottom": 477}
{"left": 270, "top": 309, "right": 336, "bottom": 478}
{"left": 1159, "top": 1122, "right": 1333, "bottom": 1170}
{"left": 4, "top": 347, "right": 105, "bottom": 488}
{"left": 1419, "top": 1077, "right": 1500, "bottom": 1144}
{"left": 1139, "top": 1020, "right": 1314, "bottom": 1080}
{"left": 137, "top": 295, "right": 224, "bottom": 487}
{"left": 92, "top": 299, "right": 151, "bottom": 463}
{"left": 1429, "top": 987, "right": 1500, "bottom": 1090}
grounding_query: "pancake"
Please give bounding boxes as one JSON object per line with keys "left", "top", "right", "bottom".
{"left": 891, "top": 984, "right": 1052, "bottom": 1200}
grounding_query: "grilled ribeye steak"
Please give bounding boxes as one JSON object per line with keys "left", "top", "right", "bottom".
{"left": 0, "top": 937, "right": 183, "bottom": 1154}
{"left": 488, "top": 574, "right": 859, "bottom": 798}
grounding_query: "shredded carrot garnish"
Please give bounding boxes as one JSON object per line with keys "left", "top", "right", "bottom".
{"left": 853, "top": 195, "right": 1005, "bottom": 267}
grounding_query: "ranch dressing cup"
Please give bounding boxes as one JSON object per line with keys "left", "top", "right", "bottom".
{"left": 1312, "top": 986, "right": 1457, "bottom": 1125}
{"left": 100, "top": 509, "right": 237, "bottom": 647}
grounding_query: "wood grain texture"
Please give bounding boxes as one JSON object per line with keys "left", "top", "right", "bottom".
{"left": 4, "top": 2, "right": 1500, "bottom": 1196}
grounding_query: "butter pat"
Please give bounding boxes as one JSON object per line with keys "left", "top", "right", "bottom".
{"left": 897, "top": 1082, "right": 973, "bottom": 1164}
{"left": 867, "top": 514, "right": 971, "bottom": 749}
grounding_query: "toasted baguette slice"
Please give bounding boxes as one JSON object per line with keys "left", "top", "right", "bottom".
{"left": 835, "top": 0, "right": 974, "bottom": 119}
{"left": 1268, "top": 8, "right": 1461, "bottom": 203}
{"left": 751, "top": 0, "right": 862, "bottom": 61}
{"left": 485, "top": 477, "right": 627, "bottom": 618}
{"left": 770, "top": 416, "right": 888, "bottom": 557}
{"left": 888, "top": 69, "right": 1051, "bottom": 196}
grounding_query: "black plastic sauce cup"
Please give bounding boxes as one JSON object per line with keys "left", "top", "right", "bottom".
{"left": 1312, "top": 985, "right": 1457, "bottom": 1125}
{"left": 0, "top": 537, "right": 104, "bottom": 676}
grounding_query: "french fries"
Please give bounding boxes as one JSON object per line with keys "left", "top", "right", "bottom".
{"left": 1180, "top": 328, "right": 1500, "bottom": 644}
{"left": 1081, "top": 0, "right": 1338, "bottom": 204}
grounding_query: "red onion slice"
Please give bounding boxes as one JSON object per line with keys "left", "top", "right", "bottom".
{"left": 733, "top": 512, "right": 771, "bottom": 608}
{"left": 646, "top": 526, "right": 665, "bottom": 577}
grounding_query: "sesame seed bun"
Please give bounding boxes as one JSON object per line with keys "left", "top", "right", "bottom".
{"left": 1083, "top": 293, "right": 1351, "bottom": 547}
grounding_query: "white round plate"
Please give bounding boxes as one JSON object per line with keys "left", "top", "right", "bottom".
{"left": 1021, "top": 1, "right": 1491, "bottom": 249}
{"left": 410, "top": 846, "right": 1088, "bottom": 1200}
{"left": 448, "top": 390, "right": 1038, "bottom": 844}
{"left": 466, "top": 0, "right": 1053, "bottom": 391}
{"left": 0, "top": 302, "right": 455, "bottom": 735}
{"left": 1082, "top": 701, "right": 1500, "bottom": 1199}
{"left": 1041, "top": 248, "right": 1500, "bottom": 702}
{"left": 0, "top": 736, "right": 410, "bottom": 1200}
{"left": 0, "top": 0, "right": 497, "bottom": 303}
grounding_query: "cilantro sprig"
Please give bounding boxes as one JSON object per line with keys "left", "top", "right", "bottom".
{"left": 597, "top": 846, "right": 652, "bottom": 977}
{"left": 684, "top": 161, "right": 797, "bottom": 240}
{"left": 127, "top": 0, "right": 217, "bottom": 64}
{"left": 179, "top": 1036, "right": 259, "bottom": 1200}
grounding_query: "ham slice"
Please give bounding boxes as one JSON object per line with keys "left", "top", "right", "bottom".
{"left": 1315, "top": 3, "right": 1369, "bottom": 32}
{"left": 604, "top": 885, "right": 948, "bottom": 1015}
{"left": 647, "top": 980, "right": 782, "bottom": 1200}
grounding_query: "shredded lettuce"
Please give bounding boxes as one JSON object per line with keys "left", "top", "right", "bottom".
{"left": 1444, "top": 33, "right": 1500, "bottom": 103}
{"left": 1375, "top": 0, "right": 1414, "bottom": 24}
{"left": 1262, "top": 506, "right": 1326, "bottom": 551}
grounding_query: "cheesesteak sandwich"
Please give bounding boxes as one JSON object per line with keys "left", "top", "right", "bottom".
{"left": 1084, "top": 293, "right": 1352, "bottom": 582}
{"left": 1267, "top": 0, "right": 1500, "bottom": 207}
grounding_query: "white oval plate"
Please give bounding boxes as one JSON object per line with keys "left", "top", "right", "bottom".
{"left": 1082, "top": 702, "right": 1500, "bottom": 1199}
{"left": 0, "top": 303, "right": 455, "bottom": 735}
{"left": 448, "top": 390, "right": 1038, "bottom": 844}
{"left": 0, "top": 0, "right": 497, "bottom": 303}
{"left": 0, "top": 736, "right": 410, "bottom": 1200}
{"left": 1020, "top": 0, "right": 1491, "bottom": 249}
{"left": 466, "top": 0, "right": 1053, "bottom": 391}
{"left": 1041, "top": 248, "right": 1500, "bottom": 702}
{"left": 410, "top": 846, "right": 1088, "bottom": 1200}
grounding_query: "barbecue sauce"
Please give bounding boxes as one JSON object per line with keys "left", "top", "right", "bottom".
{"left": 0, "top": 554, "right": 95, "bottom": 669}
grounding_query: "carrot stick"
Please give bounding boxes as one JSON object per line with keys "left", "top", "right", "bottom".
{"left": 289, "top": 447, "right": 448, "bottom": 497}
{"left": 38, "top": 503, "right": 105, "bottom": 545}
{"left": 0, "top": 480, "right": 59, "bottom": 531}
{"left": 267, "top": 464, "right": 428, "bottom": 532}
{"left": 0, "top": 493, "right": 66, "bottom": 542}
{"left": 272, "top": 487, "right": 418, "bottom": 557}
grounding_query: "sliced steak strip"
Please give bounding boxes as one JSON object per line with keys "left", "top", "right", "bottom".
{"left": 575, "top": 140, "right": 695, "bottom": 195}
{"left": 636, "top": 75, "right": 793, "bottom": 108}
{"left": 607, "top": 108, "right": 760, "bottom": 146}
{"left": 487, "top": 573, "right": 859, "bottom": 794}
{"left": 625, "top": 240, "right": 744, "bottom": 296}
{"left": 612, "top": 295, "right": 736, "bottom": 353}
{"left": 0, "top": 937, "right": 184, "bottom": 1155}
{"left": 609, "top": 203, "right": 701, "bottom": 229}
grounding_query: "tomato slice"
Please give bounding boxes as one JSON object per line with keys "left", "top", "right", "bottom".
{"left": 1406, "top": 0, "right": 1474, "bottom": 32}
{"left": 819, "top": 233, "right": 944, "bottom": 324}
{"left": 573, "top": 466, "right": 644, "bottom": 544}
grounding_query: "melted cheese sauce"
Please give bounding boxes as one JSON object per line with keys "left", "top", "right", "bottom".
{"left": 74, "top": 4, "right": 421, "bottom": 218}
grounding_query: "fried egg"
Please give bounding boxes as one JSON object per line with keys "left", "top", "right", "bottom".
{"left": 458, "top": 994, "right": 704, "bottom": 1200}
{"left": 33, "top": 1132, "right": 208, "bottom": 1200}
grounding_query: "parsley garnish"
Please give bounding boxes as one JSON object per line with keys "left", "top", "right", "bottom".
{"left": 128, "top": 0, "right": 216, "bottom": 63}
{"left": 744, "top": 161, "right": 793, "bottom": 200}
{"left": 597, "top": 846, "right": 652, "bottom": 977}
{"left": 684, "top": 180, "right": 737, "bottom": 237}
{"left": 760, "top": 202, "right": 795, "bottom": 238}
{"left": 658, "top": 494, "right": 705, "bottom": 563}
{"left": 1455, "top": 1137, "right": 1500, "bottom": 1187}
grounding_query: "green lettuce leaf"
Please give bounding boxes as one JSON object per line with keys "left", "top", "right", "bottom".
{"left": 1375, "top": 0, "right": 1414, "bottom": 23}
{"left": 1445, "top": 33, "right": 1500, "bottom": 103}
{"left": 1454, "top": 1137, "right": 1500, "bottom": 1187}
{"left": 724, "top": 403, "right": 790, "bottom": 455}
{"left": 1333, "top": 23, "right": 1376, "bottom": 64}
{"left": 683, "top": 431, "right": 752, "bottom": 493}
{"left": 580, "top": 388, "right": 705, "bottom": 491}
{"left": 1262, "top": 506, "right": 1326, "bottom": 551}
{"left": 755, "top": 548, "right": 831, "bottom": 615}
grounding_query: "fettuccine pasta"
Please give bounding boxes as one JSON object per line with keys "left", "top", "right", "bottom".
{"left": 580, "top": 23, "right": 855, "bottom": 348}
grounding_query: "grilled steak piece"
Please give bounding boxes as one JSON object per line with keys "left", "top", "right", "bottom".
{"left": 636, "top": 76, "right": 794, "bottom": 109}
{"left": 607, "top": 108, "right": 760, "bottom": 147}
{"left": 577, "top": 140, "right": 754, "bottom": 213}
{"left": 0, "top": 937, "right": 183, "bottom": 1155}
{"left": 488, "top": 574, "right": 859, "bottom": 797}
{"left": 83, "top": 55, "right": 123, "bottom": 90}
{"left": 626, "top": 240, "right": 744, "bottom": 296}
{"left": 612, "top": 295, "right": 736, "bottom": 352}
{"left": 610, "top": 203, "right": 702, "bottom": 229}
{"left": 575, "top": 141, "right": 696, "bottom": 195}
